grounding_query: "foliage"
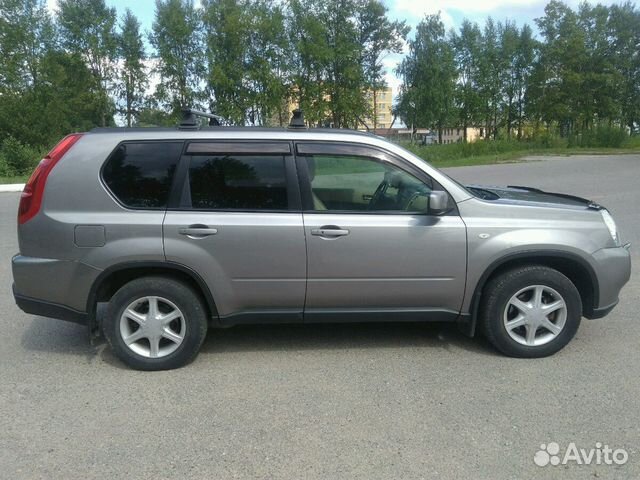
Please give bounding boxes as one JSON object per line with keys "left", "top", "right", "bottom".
{"left": 0, "top": 136, "right": 45, "bottom": 176}
{"left": 117, "top": 9, "right": 147, "bottom": 127}
{"left": 396, "top": 14, "right": 456, "bottom": 139}
{"left": 150, "top": 0, "right": 204, "bottom": 115}
{"left": 397, "top": 3, "right": 639, "bottom": 141}
{"left": 57, "top": 0, "right": 117, "bottom": 126}
{"left": 568, "top": 125, "right": 629, "bottom": 148}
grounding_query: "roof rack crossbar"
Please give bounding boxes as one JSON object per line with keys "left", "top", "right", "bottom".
{"left": 180, "top": 109, "right": 229, "bottom": 129}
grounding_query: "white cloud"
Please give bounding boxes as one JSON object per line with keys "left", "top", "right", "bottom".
{"left": 392, "top": 0, "right": 455, "bottom": 27}
{"left": 393, "top": 0, "right": 538, "bottom": 17}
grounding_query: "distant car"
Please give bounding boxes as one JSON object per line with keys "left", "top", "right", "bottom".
{"left": 12, "top": 114, "right": 631, "bottom": 370}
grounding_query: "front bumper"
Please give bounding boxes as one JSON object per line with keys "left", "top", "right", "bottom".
{"left": 586, "top": 243, "right": 631, "bottom": 319}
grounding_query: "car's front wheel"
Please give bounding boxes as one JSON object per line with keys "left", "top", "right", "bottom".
{"left": 103, "top": 276, "right": 208, "bottom": 370}
{"left": 481, "top": 265, "right": 582, "bottom": 357}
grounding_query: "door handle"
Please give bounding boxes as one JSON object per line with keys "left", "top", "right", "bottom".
{"left": 179, "top": 226, "right": 218, "bottom": 238}
{"left": 311, "top": 226, "right": 350, "bottom": 238}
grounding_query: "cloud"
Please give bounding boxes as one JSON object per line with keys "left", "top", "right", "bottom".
{"left": 393, "top": 0, "right": 538, "bottom": 17}
{"left": 391, "top": 0, "right": 625, "bottom": 29}
{"left": 391, "top": 0, "right": 456, "bottom": 27}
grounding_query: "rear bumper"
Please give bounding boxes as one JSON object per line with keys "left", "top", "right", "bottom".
{"left": 12, "top": 254, "right": 101, "bottom": 313}
{"left": 13, "top": 286, "right": 88, "bottom": 325}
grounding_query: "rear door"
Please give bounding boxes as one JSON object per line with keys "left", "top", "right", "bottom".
{"left": 163, "top": 141, "right": 306, "bottom": 323}
{"left": 295, "top": 142, "right": 467, "bottom": 320}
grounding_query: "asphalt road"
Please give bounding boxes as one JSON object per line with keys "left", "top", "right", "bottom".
{"left": 1, "top": 154, "right": 638, "bottom": 479}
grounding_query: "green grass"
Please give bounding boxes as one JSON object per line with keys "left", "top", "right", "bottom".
{"left": 402, "top": 137, "right": 640, "bottom": 168}
{"left": 0, "top": 175, "right": 28, "bottom": 185}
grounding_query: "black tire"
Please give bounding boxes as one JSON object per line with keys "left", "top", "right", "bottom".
{"left": 103, "top": 276, "right": 208, "bottom": 370}
{"left": 480, "top": 265, "right": 582, "bottom": 358}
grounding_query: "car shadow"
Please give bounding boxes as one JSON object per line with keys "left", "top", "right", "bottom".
{"left": 198, "top": 321, "right": 495, "bottom": 356}
{"left": 20, "top": 316, "right": 498, "bottom": 368}
{"left": 20, "top": 316, "right": 102, "bottom": 363}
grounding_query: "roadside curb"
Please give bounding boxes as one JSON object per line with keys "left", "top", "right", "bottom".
{"left": 0, "top": 184, "right": 25, "bottom": 193}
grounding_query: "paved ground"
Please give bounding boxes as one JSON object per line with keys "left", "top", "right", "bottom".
{"left": 1, "top": 154, "right": 638, "bottom": 479}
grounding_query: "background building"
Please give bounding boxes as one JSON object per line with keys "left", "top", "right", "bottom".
{"left": 440, "top": 127, "right": 484, "bottom": 144}
{"left": 361, "top": 87, "right": 394, "bottom": 130}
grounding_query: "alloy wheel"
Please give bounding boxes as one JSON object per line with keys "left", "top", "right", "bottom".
{"left": 503, "top": 285, "right": 567, "bottom": 347}
{"left": 119, "top": 296, "right": 186, "bottom": 358}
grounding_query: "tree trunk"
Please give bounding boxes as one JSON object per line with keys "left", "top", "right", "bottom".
{"left": 372, "top": 89, "right": 378, "bottom": 131}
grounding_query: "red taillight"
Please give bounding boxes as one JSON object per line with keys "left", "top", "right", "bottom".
{"left": 18, "top": 133, "right": 83, "bottom": 225}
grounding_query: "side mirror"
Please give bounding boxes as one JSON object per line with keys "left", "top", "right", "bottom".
{"left": 428, "top": 191, "right": 449, "bottom": 216}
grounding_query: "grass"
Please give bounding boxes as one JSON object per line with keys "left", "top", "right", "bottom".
{"left": 0, "top": 175, "right": 28, "bottom": 185}
{"left": 402, "top": 136, "right": 640, "bottom": 168}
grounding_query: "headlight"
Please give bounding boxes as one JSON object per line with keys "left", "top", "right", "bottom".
{"left": 601, "top": 209, "right": 619, "bottom": 245}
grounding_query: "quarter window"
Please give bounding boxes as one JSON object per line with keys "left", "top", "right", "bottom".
{"left": 187, "top": 154, "right": 288, "bottom": 210}
{"left": 305, "top": 155, "right": 432, "bottom": 213}
{"left": 102, "top": 142, "right": 183, "bottom": 208}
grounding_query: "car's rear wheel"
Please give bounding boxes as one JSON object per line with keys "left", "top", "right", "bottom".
{"left": 103, "top": 276, "right": 208, "bottom": 370}
{"left": 480, "top": 266, "right": 582, "bottom": 357}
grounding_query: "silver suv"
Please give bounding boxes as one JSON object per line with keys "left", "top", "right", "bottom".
{"left": 12, "top": 119, "right": 631, "bottom": 370}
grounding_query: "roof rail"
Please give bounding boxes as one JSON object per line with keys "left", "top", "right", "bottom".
{"left": 179, "top": 109, "right": 229, "bottom": 129}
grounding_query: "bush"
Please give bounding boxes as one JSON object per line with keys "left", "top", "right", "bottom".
{"left": 568, "top": 126, "right": 628, "bottom": 148}
{"left": 0, "top": 136, "right": 44, "bottom": 177}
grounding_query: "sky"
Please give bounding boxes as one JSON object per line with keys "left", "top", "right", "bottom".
{"left": 47, "top": 0, "right": 632, "bottom": 102}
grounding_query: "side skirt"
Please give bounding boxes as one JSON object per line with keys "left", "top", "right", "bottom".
{"left": 217, "top": 308, "right": 461, "bottom": 327}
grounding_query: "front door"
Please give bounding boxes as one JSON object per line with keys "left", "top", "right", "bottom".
{"left": 295, "top": 142, "right": 467, "bottom": 320}
{"left": 163, "top": 141, "right": 306, "bottom": 323}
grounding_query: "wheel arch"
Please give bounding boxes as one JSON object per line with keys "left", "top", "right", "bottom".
{"left": 87, "top": 261, "right": 219, "bottom": 331}
{"left": 465, "top": 250, "right": 599, "bottom": 336}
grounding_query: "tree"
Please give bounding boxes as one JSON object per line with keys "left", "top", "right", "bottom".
{"left": 514, "top": 24, "right": 536, "bottom": 138}
{"left": 0, "top": 0, "right": 110, "bottom": 150}
{"left": 396, "top": 14, "right": 456, "bottom": 142}
{"left": 0, "top": 0, "right": 54, "bottom": 91}
{"left": 608, "top": 2, "right": 640, "bottom": 133}
{"left": 533, "top": 1, "right": 588, "bottom": 135}
{"left": 245, "top": 0, "right": 292, "bottom": 126}
{"left": 117, "top": 9, "right": 147, "bottom": 127}
{"left": 150, "top": 0, "right": 204, "bottom": 115}
{"left": 202, "top": 0, "right": 248, "bottom": 124}
{"left": 322, "top": 0, "right": 366, "bottom": 128}
{"left": 356, "top": 0, "right": 409, "bottom": 129}
{"left": 0, "top": 50, "right": 110, "bottom": 147}
{"left": 57, "top": 0, "right": 117, "bottom": 125}
{"left": 288, "top": 0, "right": 332, "bottom": 126}
{"left": 476, "top": 18, "right": 504, "bottom": 139}
{"left": 499, "top": 21, "right": 520, "bottom": 138}
{"left": 452, "top": 20, "right": 482, "bottom": 141}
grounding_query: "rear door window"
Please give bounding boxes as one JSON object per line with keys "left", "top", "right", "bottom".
{"left": 102, "top": 142, "right": 183, "bottom": 208}
{"left": 187, "top": 154, "right": 288, "bottom": 210}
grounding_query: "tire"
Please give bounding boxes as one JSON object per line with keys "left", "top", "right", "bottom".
{"left": 103, "top": 276, "right": 208, "bottom": 370}
{"left": 480, "top": 265, "right": 582, "bottom": 358}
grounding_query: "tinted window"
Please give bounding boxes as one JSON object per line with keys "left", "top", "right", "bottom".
{"left": 103, "top": 142, "right": 182, "bottom": 208}
{"left": 188, "top": 155, "right": 288, "bottom": 210}
{"left": 306, "top": 155, "right": 432, "bottom": 212}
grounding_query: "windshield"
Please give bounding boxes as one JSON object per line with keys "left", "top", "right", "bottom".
{"left": 389, "top": 142, "right": 475, "bottom": 196}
